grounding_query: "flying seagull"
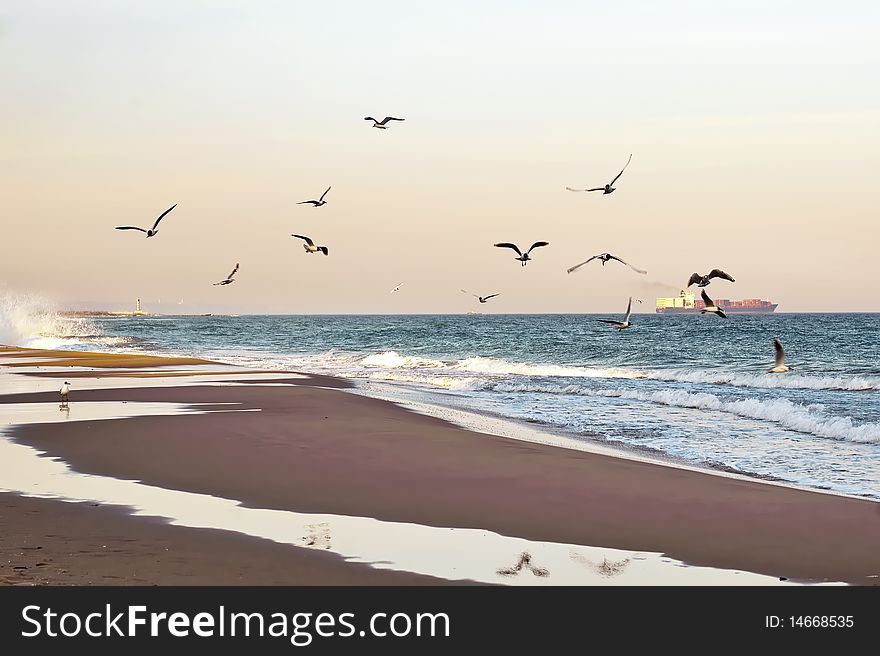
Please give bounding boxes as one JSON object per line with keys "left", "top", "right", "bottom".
{"left": 700, "top": 289, "right": 727, "bottom": 318}
{"left": 566, "top": 154, "right": 632, "bottom": 195}
{"left": 298, "top": 186, "right": 331, "bottom": 207}
{"left": 687, "top": 269, "right": 735, "bottom": 288}
{"left": 566, "top": 252, "right": 647, "bottom": 275}
{"left": 364, "top": 116, "right": 405, "bottom": 129}
{"left": 768, "top": 338, "right": 791, "bottom": 373}
{"left": 597, "top": 297, "right": 633, "bottom": 330}
{"left": 213, "top": 263, "right": 240, "bottom": 286}
{"left": 461, "top": 290, "right": 501, "bottom": 304}
{"left": 60, "top": 381, "right": 70, "bottom": 406}
{"left": 115, "top": 203, "right": 177, "bottom": 238}
{"left": 390, "top": 282, "right": 405, "bottom": 294}
{"left": 291, "top": 234, "right": 329, "bottom": 255}
{"left": 494, "top": 241, "right": 550, "bottom": 267}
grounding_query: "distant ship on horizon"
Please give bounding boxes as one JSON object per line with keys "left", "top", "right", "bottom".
{"left": 656, "top": 290, "right": 777, "bottom": 314}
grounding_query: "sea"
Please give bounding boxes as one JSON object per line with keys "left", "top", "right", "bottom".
{"left": 3, "top": 303, "right": 879, "bottom": 500}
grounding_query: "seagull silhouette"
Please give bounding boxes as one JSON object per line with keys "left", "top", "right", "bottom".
{"left": 115, "top": 204, "right": 177, "bottom": 238}
{"left": 687, "top": 269, "right": 735, "bottom": 288}
{"left": 700, "top": 289, "right": 727, "bottom": 318}
{"left": 597, "top": 297, "right": 634, "bottom": 330}
{"left": 364, "top": 116, "right": 405, "bottom": 129}
{"left": 566, "top": 154, "right": 632, "bottom": 195}
{"left": 291, "top": 234, "right": 329, "bottom": 255}
{"left": 298, "top": 186, "right": 331, "bottom": 207}
{"left": 567, "top": 252, "right": 647, "bottom": 275}
{"left": 213, "top": 263, "right": 240, "bottom": 286}
{"left": 494, "top": 241, "right": 550, "bottom": 267}
{"left": 768, "top": 338, "right": 791, "bottom": 373}
{"left": 461, "top": 290, "right": 501, "bottom": 304}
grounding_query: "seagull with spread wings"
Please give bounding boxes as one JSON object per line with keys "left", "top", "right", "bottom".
{"left": 364, "top": 116, "right": 405, "bottom": 129}
{"left": 390, "top": 282, "right": 405, "bottom": 294}
{"left": 461, "top": 290, "right": 501, "bottom": 304}
{"left": 687, "top": 269, "right": 735, "bottom": 288}
{"left": 494, "top": 241, "right": 549, "bottom": 267}
{"left": 291, "top": 234, "right": 329, "bottom": 255}
{"left": 597, "top": 297, "right": 634, "bottom": 330}
{"left": 566, "top": 154, "right": 632, "bottom": 195}
{"left": 115, "top": 203, "right": 177, "bottom": 238}
{"left": 768, "top": 338, "right": 791, "bottom": 373}
{"left": 298, "top": 186, "right": 331, "bottom": 207}
{"left": 566, "top": 252, "right": 647, "bottom": 275}
{"left": 699, "top": 289, "right": 727, "bottom": 318}
{"left": 213, "top": 263, "right": 240, "bottom": 286}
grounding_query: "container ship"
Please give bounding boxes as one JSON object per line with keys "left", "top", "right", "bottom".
{"left": 656, "top": 290, "right": 777, "bottom": 314}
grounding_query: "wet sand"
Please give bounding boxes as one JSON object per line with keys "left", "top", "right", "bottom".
{"left": 1, "top": 347, "right": 879, "bottom": 584}
{"left": 0, "top": 495, "right": 446, "bottom": 586}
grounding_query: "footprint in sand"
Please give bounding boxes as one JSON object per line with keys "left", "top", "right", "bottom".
{"left": 302, "top": 523, "right": 332, "bottom": 549}
{"left": 569, "top": 550, "right": 631, "bottom": 577}
{"left": 497, "top": 551, "right": 550, "bottom": 578}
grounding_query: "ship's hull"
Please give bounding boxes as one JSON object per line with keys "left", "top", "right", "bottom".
{"left": 656, "top": 304, "right": 777, "bottom": 314}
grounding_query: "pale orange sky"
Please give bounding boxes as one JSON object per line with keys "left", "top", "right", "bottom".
{"left": 1, "top": 1, "right": 878, "bottom": 313}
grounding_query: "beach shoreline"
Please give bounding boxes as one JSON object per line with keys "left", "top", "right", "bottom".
{"left": 1, "top": 346, "right": 879, "bottom": 585}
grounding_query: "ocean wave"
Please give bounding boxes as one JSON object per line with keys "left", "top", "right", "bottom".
{"left": 361, "top": 371, "right": 485, "bottom": 390}
{"left": 476, "top": 381, "right": 880, "bottom": 444}
{"left": 307, "top": 351, "right": 880, "bottom": 392}
{"left": 360, "top": 351, "right": 447, "bottom": 369}
{"left": 450, "top": 356, "right": 639, "bottom": 379}
{"left": 0, "top": 291, "right": 106, "bottom": 349}
{"left": 649, "top": 369, "right": 880, "bottom": 392}
{"left": 356, "top": 351, "right": 640, "bottom": 379}
{"left": 599, "top": 389, "right": 880, "bottom": 444}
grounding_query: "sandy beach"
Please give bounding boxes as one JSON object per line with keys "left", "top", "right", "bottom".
{"left": 1, "top": 346, "right": 879, "bottom": 586}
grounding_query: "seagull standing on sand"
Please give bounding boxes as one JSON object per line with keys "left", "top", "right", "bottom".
{"left": 566, "top": 154, "right": 632, "bottom": 195}
{"left": 494, "top": 241, "right": 550, "bottom": 267}
{"left": 298, "top": 187, "right": 331, "bottom": 207}
{"left": 390, "top": 282, "right": 405, "bottom": 294}
{"left": 60, "top": 381, "right": 70, "bottom": 406}
{"left": 461, "top": 290, "right": 501, "bottom": 304}
{"left": 768, "top": 338, "right": 791, "bottom": 373}
{"left": 687, "top": 269, "right": 735, "bottom": 288}
{"left": 700, "top": 289, "right": 727, "bottom": 318}
{"left": 597, "top": 297, "right": 634, "bottom": 330}
{"left": 364, "top": 116, "right": 405, "bottom": 129}
{"left": 115, "top": 204, "right": 177, "bottom": 238}
{"left": 291, "top": 234, "right": 329, "bottom": 255}
{"left": 566, "top": 252, "right": 647, "bottom": 275}
{"left": 213, "top": 263, "right": 240, "bottom": 286}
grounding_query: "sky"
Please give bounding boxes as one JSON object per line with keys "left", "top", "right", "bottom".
{"left": 1, "top": 0, "right": 878, "bottom": 314}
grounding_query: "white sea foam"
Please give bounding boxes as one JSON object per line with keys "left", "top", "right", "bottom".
{"left": 596, "top": 389, "right": 880, "bottom": 444}
{"left": 356, "top": 351, "right": 641, "bottom": 378}
{"left": 361, "top": 351, "right": 446, "bottom": 369}
{"left": 0, "top": 291, "right": 106, "bottom": 349}
{"left": 471, "top": 380, "right": 880, "bottom": 444}
{"left": 306, "top": 351, "right": 880, "bottom": 393}
{"left": 649, "top": 369, "right": 880, "bottom": 392}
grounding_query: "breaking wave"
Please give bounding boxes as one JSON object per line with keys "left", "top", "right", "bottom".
{"left": 648, "top": 369, "right": 880, "bottom": 392}
{"left": 357, "top": 351, "right": 641, "bottom": 379}
{"left": 598, "top": 388, "right": 880, "bottom": 444}
{"left": 0, "top": 291, "right": 109, "bottom": 350}
{"left": 336, "top": 351, "right": 880, "bottom": 392}
{"left": 471, "top": 381, "right": 880, "bottom": 444}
